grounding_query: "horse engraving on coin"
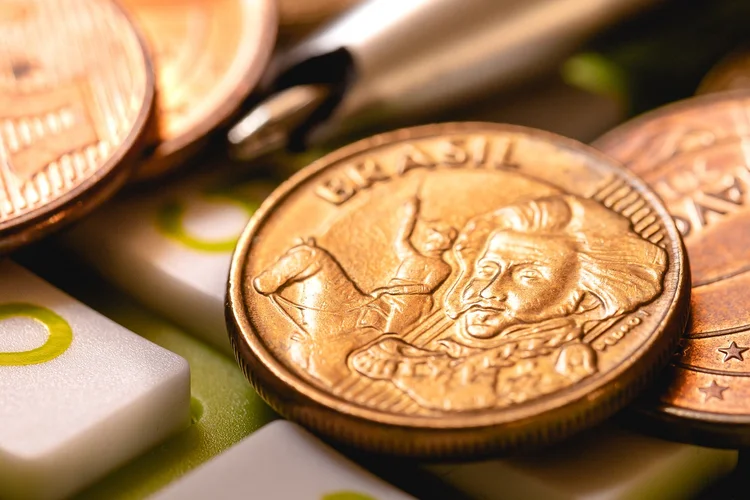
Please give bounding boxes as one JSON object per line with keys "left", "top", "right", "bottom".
{"left": 253, "top": 190, "right": 667, "bottom": 411}
{"left": 229, "top": 124, "right": 688, "bottom": 455}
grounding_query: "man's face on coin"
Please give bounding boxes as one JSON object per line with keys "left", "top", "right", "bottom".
{"left": 457, "top": 231, "right": 580, "bottom": 339}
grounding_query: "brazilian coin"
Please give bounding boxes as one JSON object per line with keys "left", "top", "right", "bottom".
{"left": 698, "top": 48, "right": 750, "bottom": 95}
{"left": 120, "top": 0, "right": 276, "bottom": 181}
{"left": 0, "top": 0, "right": 155, "bottom": 253}
{"left": 595, "top": 91, "right": 750, "bottom": 447}
{"left": 227, "top": 122, "right": 689, "bottom": 457}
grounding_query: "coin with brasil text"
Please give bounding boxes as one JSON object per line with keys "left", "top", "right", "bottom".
{"left": 595, "top": 91, "right": 750, "bottom": 447}
{"left": 120, "top": 0, "right": 276, "bottom": 181}
{"left": 0, "top": 0, "right": 155, "bottom": 253}
{"left": 228, "top": 123, "right": 689, "bottom": 457}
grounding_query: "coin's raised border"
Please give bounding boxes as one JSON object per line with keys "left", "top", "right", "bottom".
{"left": 228, "top": 122, "right": 690, "bottom": 457}
{"left": 595, "top": 89, "right": 750, "bottom": 446}
{"left": 131, "top": 0, "right": 278, "bottom": 180}
{"left": 0, "top": 0, "right": 157, "bottom": 253}
{"left": 594, "top": 89, "right": 750, "bottom": 152}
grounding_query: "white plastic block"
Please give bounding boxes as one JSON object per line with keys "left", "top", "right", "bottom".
{"left": 427, "top": 426, "right": 738, "bottom": 500}
{"left": 0, "top": 261, "right": 191, "bottom": 500}
{"left": 152, "top": 420, "right": 415, "bottom": 500}
{"left": 64, "top": 172, "right": 272, "bottom": 354}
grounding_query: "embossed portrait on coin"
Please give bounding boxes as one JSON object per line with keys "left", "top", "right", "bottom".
{"left": 351, "top": 194, "right": 667, "bottom": 411}
{"left": 253, "top": 187, "right": 668, "bottom": 409}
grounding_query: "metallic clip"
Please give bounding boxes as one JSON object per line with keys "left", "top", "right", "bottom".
{"left": 228, "top": 0, "right": 658, "bottom": 160}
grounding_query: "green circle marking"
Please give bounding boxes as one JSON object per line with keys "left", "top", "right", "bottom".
{"left": 322, "top": 492, "right": 378, "bottom": 500}
{"left": 156, "top": 186, "right": 261, "bottom": 253}
{"left": 0, "top": 303, "right": 73, "bottom": 366}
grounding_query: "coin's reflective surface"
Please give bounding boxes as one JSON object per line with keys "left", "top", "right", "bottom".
{"left": 698, "top": 49, "right": 750, "bottom": 94}
{"left": 0, "top": 0, "right": 154, "bottom": 253}
{"left": 228, "top": 123, "right": 688, "bottom": 457}
{"left": 595, "top": 91, "right": 750, "bottom": 447}
{"left": 121, "top": 0, "right": 276, "bottom": 180}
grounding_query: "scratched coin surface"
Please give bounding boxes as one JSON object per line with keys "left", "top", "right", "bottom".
{"left": 0, "top": 0, "right": 154, "bottom": 253}
{"left": 595, "top": 91, "right": 750, "bottom": 447}
{"left": 227, "top": 122, "right": 689, "bottom": 457}
{"left": 121, "top": 0, "right": 276, "bottom": 180}
{"left": 698, "top": 49, "right": 750, "bottom": 95}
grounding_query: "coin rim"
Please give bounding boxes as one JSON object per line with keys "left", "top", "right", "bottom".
{"left": 131, "top": 0, "right": 278, "bottom": 180}
{"left": 594, "top": 89, "right": 750, "bottom": 444}
{"left": 228, "top": 122, "right": 690, "bottom": 456}
{"left": 0, "top": 0, "right": 157, "bottom": 253}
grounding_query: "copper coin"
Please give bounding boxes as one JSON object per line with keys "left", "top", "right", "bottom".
{"left": 0, "top": 0, "right": 154, "bottom": 253}
{"left": 227, "top": 122, "right": 688, "bottom": 457}
{"left": 698, "top": 49, "right": 750, "bottom": 95}
{"left": 120, "top": 0, "right": 276, "bottom": 181}
{"left": 594, "top": 91, "right": 750, "bottom": 447}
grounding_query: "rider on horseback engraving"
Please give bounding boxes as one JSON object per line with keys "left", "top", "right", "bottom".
{"left": 358, "top": 195, "right": 457, "bottom": 334}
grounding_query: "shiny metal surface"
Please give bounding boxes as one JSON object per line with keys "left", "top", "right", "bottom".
{"left": 229, "top": 0, "right": 660, "bottom": 160}
{"left": 227, "top": 122, "right": 688, "bottom": 457}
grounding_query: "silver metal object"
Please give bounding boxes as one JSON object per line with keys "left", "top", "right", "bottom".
{"left": 228, "top": 0, "right": 658, "bottom": 160}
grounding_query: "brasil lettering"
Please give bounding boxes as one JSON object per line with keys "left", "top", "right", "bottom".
{"left": 315, "top": 136, "right": 518, "bottom": 205}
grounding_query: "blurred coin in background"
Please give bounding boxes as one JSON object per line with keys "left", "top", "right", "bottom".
{"left": 0, "top": 0, "right": 154, "bottom": 253}
{"left": 698, "top": 48, "right": 750, "bottom": 95}
{"left": 120, "top": 0, "right": 277, "bottom": 181}
{"left": 595, "top": 91, "right": 750, "bottom": 447}
{"left": 228, "top": 122, "right": 688, "bottom": 458}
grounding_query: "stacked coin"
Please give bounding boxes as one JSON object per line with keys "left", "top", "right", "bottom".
{"left": 224, "top": 40, "right": 750, "bottom": 457}
{"left": 0, "top": 0, "right": 154, "bottom": 253}
{"left": 0, "top": 0, "right": 277, "bottom": 252}
{"left": 226, "top": 122, "right": 690, "bottom": 457}
{"left": 118, "top": 0, "right": 277, "bottom": 181}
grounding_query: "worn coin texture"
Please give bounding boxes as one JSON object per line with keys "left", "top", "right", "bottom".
{"left": 0, "top": 0, "right": 154, "bottom": 253}
{"left": 228, "top": 122, "right": 688, "bottom": 457}
{"left": 595, "top": 91, "right": 750, "bottom": 447}
{"left": 121, "top": 0, "right": 276, "bottom": 181}
{"left": 698, "top": 49, "right": 750, "bottom": 95}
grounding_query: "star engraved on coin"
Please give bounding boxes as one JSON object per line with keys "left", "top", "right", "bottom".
{"left": 699, "top": 381, "right": 729, "bottom": 401}
{"left": 718, "top": 341, "right": 748, "bottom": 362}
{"left": 228, "top": 123, "right": 688, "bottom": 457}
{"left": 594, "top": 92, "right": 750, "bottom": 448}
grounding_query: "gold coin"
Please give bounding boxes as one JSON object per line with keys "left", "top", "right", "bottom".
{"left": 227, "top": 122, "right": 689, "bottom": 457}
{"left": 0, "top": 0, "right": 154, "bottom": 253}
{"left": 698, "top": 48, "right": 750, "bottom": 95}
{"left": 594, "top": 91, "right": 750, "bottom": 447}
{"left": 120, "top": 0, "right": 277, "bottom": 181}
